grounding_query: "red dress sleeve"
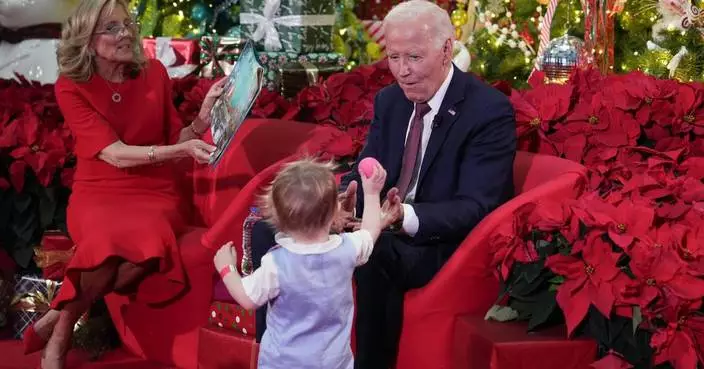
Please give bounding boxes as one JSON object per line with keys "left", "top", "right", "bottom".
{"left": 55, "top": 78, "right": 119, "bottom": 159}
{"left": 154, "top": 61, "right": 186, "bottom": 145}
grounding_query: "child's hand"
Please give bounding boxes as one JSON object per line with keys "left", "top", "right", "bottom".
{"left": 214, "top": 241, "right": 237, "bottom": 272}
{"left": 359, "top": 159, "right": 386, "bottom": 196}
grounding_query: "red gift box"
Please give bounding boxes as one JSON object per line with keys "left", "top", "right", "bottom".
{"left": 34, "top": 231, "right": 75, "bottom": 281}
{"left": 453, "top": 315, "right": 597, "bottom": 369}
{"left": 198, "top": 326, "right": 258, "bottom": 369}
{"left": 142, "top": 37, "right": 200, "bottom": 66}
{"left": 208, "top": 300, "right": 256, "bottom": 337}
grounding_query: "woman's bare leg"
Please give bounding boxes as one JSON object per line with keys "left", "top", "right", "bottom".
{"left": 40, "top": 260, "right": 119, "bottom": 369}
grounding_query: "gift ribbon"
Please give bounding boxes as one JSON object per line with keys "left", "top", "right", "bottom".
{"left": 299, "top": 60, "right": 319, "bottom": 85}
{"left": 155, "top": 37, "right": 178, "bottom": 67}
{"left": 10, "top": 278, "right": 62, "bottom": 313}
{"left": 199, "top": 35, "right": 243, "bottom": 77}
{"left": 240, "top": 0, "right": 335, "bottom": 51}
{"left": 33, "top": 245, "right": 76, "bottom": 269}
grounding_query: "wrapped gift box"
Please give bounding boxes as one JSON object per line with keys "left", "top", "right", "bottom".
{"left": 142, "top": 37, "right": 200, "bottom": 79}
{"left": 34, "top": 230, "right": 75, "bottom": 281}
{"left": 10, "top": 274, "right": 62, "bottom": 339}
{"left": 240, "top": 0, "right": 336, "bottom": 53}
{"left": 209, "top": 285, "right": 256, "bottom": 337}
{"left": 453, "top": 315, "right": 597, "bottom": 369}
{"left": 278, "top": 60, "right": 345, "bottom": 98}
{"left": 198, "top": 326, "right": 259, "bottom": 369}
{"left": 199, "top": 35, "right": 246, "bottom": 78}
{"left": 259, "top": 51, "right": 345, "bottom": 91}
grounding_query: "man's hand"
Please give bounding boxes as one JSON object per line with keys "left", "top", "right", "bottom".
{"left": 381, "top": 187, "right": 403, "bottom": 230}
{"left": 348, "top": 187, "right": 404, "bottom": 232}
{"left": 331, "top": 180, "right": 358, "bottom": 233}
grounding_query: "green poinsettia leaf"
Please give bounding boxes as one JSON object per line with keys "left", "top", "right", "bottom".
{"left": 527, "top": 291, "right": 560, "bottom": 331}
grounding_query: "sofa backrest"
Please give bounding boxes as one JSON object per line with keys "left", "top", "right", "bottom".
{"left": 188, "top": 119, "right": 341, "bottom": 227}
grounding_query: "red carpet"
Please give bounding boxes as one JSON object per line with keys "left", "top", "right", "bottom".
{"left": 0, "top": 340, "right": 174, "bottom": 369}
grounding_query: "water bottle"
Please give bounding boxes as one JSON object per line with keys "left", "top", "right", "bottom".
{"left": 241, "top": 206, "right": 263, "bottom": 276}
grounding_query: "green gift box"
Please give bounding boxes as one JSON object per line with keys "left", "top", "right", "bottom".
{"left": 278, "top": 60, "right": 345, "bottom": 98}
{"left": 257, "top": 51, "right": 346, "bottom": 91}
{"left": 240, "top": 0, "right": 336, "bottom": 53}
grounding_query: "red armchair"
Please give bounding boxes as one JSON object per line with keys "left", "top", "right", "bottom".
{"left": 102, "top": 119, "right": 341, "bottom": 369}
{"left": 201, "top": 148, "right": 588, "bottom": 369}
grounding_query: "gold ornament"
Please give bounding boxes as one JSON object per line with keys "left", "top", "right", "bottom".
{"left": 455, "top": 28, "right": 463, "bottom": 39}
{"left": 366, "top": 41, "right": 383, "bottom": 61}
{"left": 451, "top": 8, "right": 468, "bottom": 28}
{"left": 537, "top": 0, "right": 550, "bottom": 4}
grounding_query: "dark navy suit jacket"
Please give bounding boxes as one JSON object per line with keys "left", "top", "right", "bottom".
{"left": 341, "top": 66, "right": 517, "bottom": 247}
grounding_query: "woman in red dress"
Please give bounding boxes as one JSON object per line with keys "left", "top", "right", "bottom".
{"left": 23, "top": 1, "right": 226, "bottom": 368}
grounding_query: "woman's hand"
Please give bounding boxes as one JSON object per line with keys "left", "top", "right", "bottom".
{"left": 197, "top": 78, "right": 227, "bottom": 122}
{"left": 179, "top": 139, "right": 216, "bottom": 164}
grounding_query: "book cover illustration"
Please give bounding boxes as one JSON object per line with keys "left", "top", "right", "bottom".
{"left": 209, "top": 39, "right": 264, "bottom": 167}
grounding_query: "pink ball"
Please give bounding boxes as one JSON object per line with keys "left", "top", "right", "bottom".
{"left": 358, "top": 157, "right": 379, "bottom": 178}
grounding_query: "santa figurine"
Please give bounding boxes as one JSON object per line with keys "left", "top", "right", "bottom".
{"left": 0, "top": 0, "right": 78, "bottom": 84}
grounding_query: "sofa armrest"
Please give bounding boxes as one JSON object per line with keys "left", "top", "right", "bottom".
{"left": 404, "top": 170, "right": 588, "bottom": 317}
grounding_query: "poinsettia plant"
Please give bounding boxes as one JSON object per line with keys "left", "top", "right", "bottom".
{"left": 0, "top": 75, "right": 74, "bottom": 269}
{"left": 493, "top": 68, "right": 704, "bottom": 369}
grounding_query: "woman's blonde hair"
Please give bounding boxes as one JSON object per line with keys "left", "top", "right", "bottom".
{"left": 57, "top": 0, "right": 147, "bottom": 82}
{"left": 261, "top": 158, "right": 339, "bottom": 235}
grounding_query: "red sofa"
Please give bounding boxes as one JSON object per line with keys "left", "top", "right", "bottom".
{"left": 201, "top": 144, "right": 588, "bottom": 368}
{"left": 102, "top": 119, "right": 342, "bottom": 369}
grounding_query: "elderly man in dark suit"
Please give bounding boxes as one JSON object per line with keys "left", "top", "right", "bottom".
{"left": 250, "top": 1, "right": 516, "bottom": 368}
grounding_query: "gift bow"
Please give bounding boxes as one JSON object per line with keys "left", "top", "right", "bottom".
{"left": 33, "top": 245, "right": 76, "bottom": 269}
{"left": 155, "top": 37, "right": 178, "bottom": 67}
{"left": 10, "top": 278, "right": 62, "bottom": 313}
{"left": 239, "top": 0, "right": 335, "bottom": 51}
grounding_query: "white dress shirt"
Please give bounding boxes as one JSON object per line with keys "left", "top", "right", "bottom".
{"left": 400, "top": 65, "right": 455, "bottom": 236}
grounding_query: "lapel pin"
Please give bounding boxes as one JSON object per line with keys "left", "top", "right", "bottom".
{"left": 448, "top": 109, "right": 456, "bottom": 116}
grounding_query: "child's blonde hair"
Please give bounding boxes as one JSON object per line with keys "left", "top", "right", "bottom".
{"left": 261, "top": 158, "right": 338, "bottom": 234}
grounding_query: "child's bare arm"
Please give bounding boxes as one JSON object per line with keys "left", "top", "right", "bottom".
{"left": 359, "top": 160, "right": 387, "bottom": 243}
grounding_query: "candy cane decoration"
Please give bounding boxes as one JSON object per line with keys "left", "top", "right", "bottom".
{"left": 362, "top": 20, "right": 386, "bottom": 53}
{"left": 535, "top": 0, "right": 559, "bottom": 70}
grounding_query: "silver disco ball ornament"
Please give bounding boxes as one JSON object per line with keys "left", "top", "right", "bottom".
{"left": 538, "top": 35, "right": 591, "bottom": 84}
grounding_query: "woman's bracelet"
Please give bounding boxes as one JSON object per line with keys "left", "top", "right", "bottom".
{"left": 147, "top": 145, "right": 157, "bottom": 161}
{"left": 189, "top": 117, "right": 207, "bottom": 136}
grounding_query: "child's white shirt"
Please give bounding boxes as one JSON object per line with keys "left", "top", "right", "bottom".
{"left": 241, "top": 229, "right": 374, "bottom": 307}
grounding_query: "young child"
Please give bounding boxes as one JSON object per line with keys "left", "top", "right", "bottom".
{"left": 213, "top": 158, "right": 387, "bottom": 369}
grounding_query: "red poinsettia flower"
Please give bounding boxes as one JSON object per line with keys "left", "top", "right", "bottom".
{"left": 649, "top": 297, "right": 704, "bottom": 369}
{"left": 545, "top": 235, "right": 624, "bottom": 336}
{"left": 609, "top": 71, "right": 677, "bottom": 125}
{"left": 622, "top": 240, "right": 704, "bottom": 307}
{"left": 562, "top": 92, "right": 640, "bottom": 153}
{"left": 510, "top": 83, "right": 573, "bottom": 156}
{"left": 572, "top": 197, "right": 655, "bottom": 249}
{"left": 6, "top": 106, "right": 71, "bottom": 190}
{"left": 652, "top": 83, "right": 704, "bottom": 135}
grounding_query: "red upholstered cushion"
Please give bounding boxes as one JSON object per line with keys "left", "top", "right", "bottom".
{"left": 452, "top": 315, "right": 597, "bottom": 369}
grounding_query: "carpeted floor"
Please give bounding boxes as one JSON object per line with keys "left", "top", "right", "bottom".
{"left": 0, "top": 340, "right": 173, "bottom": 369}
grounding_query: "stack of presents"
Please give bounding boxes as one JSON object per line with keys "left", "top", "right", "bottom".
{"left": 141, "top": 0, "right": 349, "bottom": 97}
